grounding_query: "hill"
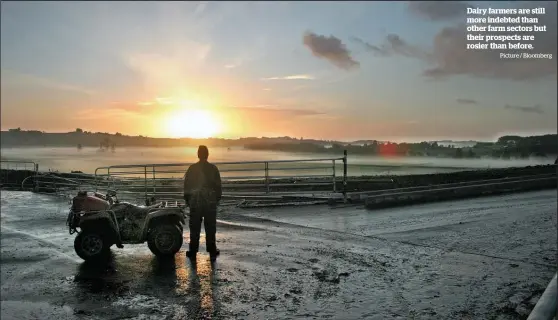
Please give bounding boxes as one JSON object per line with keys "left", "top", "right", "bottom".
{"left": 1, "top": 128, "right": 556, "bottom": 160}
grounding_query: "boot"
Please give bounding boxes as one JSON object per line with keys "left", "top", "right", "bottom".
{"left": 116, "top": 235, "right": 124, "bottom": 248}
{"left": 209, "top": 249, "right": 220, "bottom": 261}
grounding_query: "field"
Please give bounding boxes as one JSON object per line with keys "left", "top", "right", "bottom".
{"left": 1, "top": 146, "right": 554, "bottom": 176}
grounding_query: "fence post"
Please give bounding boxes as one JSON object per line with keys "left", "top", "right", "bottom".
{"left": 343, "top": 150, "right": 348, "bottom": 203}
{"left": 34, "top": 163, "right": 39, "bottom": 192}
{"left": 332, "top": 159, "right": 337, "bottom": 193}
{"left": 144, "top": 166, "right": 148, "bottom": 204}
{"left": 105, "top": 167, "right": 111, "bottom": 193}
{"left": 265, "top": 162, "right": 270, "bottom": 194}
{"left": 152, "top": 166, "right": 156, "bottom": 195}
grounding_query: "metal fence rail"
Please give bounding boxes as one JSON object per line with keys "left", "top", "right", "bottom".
{"left": 364, "top": 175, "right": 557, "bottom": 208}
{"left": 93, "top": 152, "right": 349, "bottom": 205}
{"left": 22, "top": 171, "right": 103, "bottom": 198}
{"left": 0, "top": 160, "right": 38, "bottom": 189}
{"left": 343, "top": 173, "right": 557, "bottom": 201}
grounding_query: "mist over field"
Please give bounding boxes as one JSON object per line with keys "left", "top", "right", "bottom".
{"left": 0, "top": 146, "right": 553, "bottom": 176}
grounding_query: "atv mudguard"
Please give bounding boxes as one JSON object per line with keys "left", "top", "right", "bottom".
{"left": 78, "top": 210, "right": 120, "bottom": 246}
{"left": 140, "top": 208, "right": 186, "bottom": 241}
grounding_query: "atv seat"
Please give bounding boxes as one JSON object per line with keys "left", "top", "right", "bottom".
{"left": 112, "top": 202, "right": 161, "bottom": 221}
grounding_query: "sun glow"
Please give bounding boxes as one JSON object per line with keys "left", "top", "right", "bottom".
{"left": 164, "top": 108, "right": 221, "bottom": 138}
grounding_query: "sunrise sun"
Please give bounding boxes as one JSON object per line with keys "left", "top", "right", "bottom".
{"left": 164, "top": 109, "right": 221, "bottom": 138}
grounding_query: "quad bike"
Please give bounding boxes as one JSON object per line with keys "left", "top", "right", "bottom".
{"left": 66, "top": 190, "right": 186, "bottom": 262}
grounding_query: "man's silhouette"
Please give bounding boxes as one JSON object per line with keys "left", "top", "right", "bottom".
{"left": 184, "top": 145, "right": 222, "bottom": 260}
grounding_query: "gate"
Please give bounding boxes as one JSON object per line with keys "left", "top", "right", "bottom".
{"left": 94, "top": 153, "right": 348, "bottom": 205}
{"left": 0, "top": 160, "right": 38, "bottom": 190}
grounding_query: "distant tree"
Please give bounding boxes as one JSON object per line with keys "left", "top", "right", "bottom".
{"left": 99, "top": 137, "right": 112, "bottom": 150}
{"left": 454, "top": 148, "right": 463, "bottom": 158}
{"left": 75, "top": 128, "right": 83, "bottom": 133}
{"left": 519, "top": 150, "right": 530, "bottom": 159}
{"left": 116, "top": 132, "right": 122, "bottom": 136}
{"left": 466, "top": 149, "right": 475, "bottom": 158}
{"left": 497, "top": 135, "right": 522, "bottom": 145}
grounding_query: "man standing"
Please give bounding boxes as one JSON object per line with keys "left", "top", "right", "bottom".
{"left": 183, "top": 145, "right": 222, "bottom": 261}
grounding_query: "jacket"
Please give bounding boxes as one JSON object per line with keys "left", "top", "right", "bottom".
{"left": 183, "top": 160, "right": 222, "bottom": 208}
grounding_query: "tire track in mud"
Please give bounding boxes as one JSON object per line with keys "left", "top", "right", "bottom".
{"left": 224, "top": 211, "right": 556, "bottom": 269}
{"left": 220, "top": 220, "right": 430, "bottom": 318}
{"left": 389, "top": 239, "right": 555, "bottom": 269}
{"left": 1, "top": 226, "right": 81, "bottom": 263}
{"left": 0, "top": 225, "right": 81, "bottom": 301}
{"left": 300, "top": 241, "right": 433, "bottom": 316}
{"left": 221, "top": 203, "right": 555, "bottom": 318}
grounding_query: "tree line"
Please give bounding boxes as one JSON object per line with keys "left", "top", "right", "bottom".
{"left": 245, "top": 134, "right": 558, "bottom": 159}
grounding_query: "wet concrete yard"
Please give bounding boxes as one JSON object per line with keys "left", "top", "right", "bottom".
{"left": 1, "top": 190, "right": 556, "bottom": 319}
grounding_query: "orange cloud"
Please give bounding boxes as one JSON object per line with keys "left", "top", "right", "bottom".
{"left": 261, "top": 74, "right": 315, "bottom": 81}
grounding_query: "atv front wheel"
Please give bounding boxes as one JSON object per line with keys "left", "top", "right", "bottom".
{"left": 147, "top": 224, "right": 183, "bottom": 257}
{"left": 74, "top": 231, "right": 110, "bottom": 261}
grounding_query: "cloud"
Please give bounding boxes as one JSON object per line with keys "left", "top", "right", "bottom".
{"left": 234, "top": 105, "right": 324, "bottom": 117}
{"left": 193, "top": 1, "right": 209, "bottom": 16}
{"left": 224, "top": 64, "right": 238, "bottom": 69}
{"left": 504, "top": 104, "right": 545, "bottom": 114}
{"left": 261, "top": 74, "right": 315, "bottom": 81}
{"left": 124, "top": 42, "right": 212, "bottom": 93}
{"left": 108, "top": 102, "right": 151, "bottom": 113}
{"left": 73, "top": 108, "right": 143, "bottom": 120}
{"left": 408, "top": 1, "right": 471, "bottom": 21}
{"left": 424, "top": 23, "right": 556, "bottom": 80}
{"left": 302, "top": 32, "right": 359, "bottom": 70}
{"left": 358, "top": 1, "right": 557, "bottom": 81}
{"left": 108, "top": 97, "right": 175, "bottom": 114}
{"left": 456, "top": 98, "right": 478, "bottom": 105}
{"left": 1, "top": 70, "right": 96, "bottom": 95}
{"left": 351, "top": 35, "right": 430, "bottom": 60}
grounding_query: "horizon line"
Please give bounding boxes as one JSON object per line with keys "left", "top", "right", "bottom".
{"left": 2, "top": 128, "right": 556, "bottom": 144}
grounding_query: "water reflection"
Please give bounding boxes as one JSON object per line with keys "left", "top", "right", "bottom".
{"left": 148, "top": 255, "right": 179, "bottom": 292}
{"left": 177, "top": 255, "right": 218, "bottom": 319}
{"left": 73, "top": 251, "right": 220, "bottom": 319}
{"left": 73, "top": 252, "right": 125, "bottom": 294}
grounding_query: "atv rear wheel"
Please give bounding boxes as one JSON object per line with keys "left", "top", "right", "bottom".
{"left": 74, "top": 231, "right": 110, "bottom": 261}
{"left": 147, "top": 224, "right": 183, "bottom": 257}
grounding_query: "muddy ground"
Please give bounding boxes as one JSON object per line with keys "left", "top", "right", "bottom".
{"left": 1, "top": 190, "right": 556, "bottom": 320}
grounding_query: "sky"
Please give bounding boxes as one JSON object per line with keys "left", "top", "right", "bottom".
{"left": 1, "top": 1, "right": 556, "bottom": 142}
